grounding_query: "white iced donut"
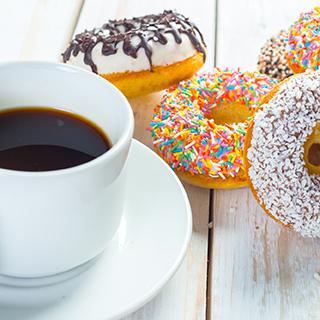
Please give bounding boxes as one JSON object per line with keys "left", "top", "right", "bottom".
{"left": 63, "top": 10, "right": 206, "bottom": 97}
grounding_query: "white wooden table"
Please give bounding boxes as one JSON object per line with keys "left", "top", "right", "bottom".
{"left": 2, "top": 0, "right": 320, "bottom": 319}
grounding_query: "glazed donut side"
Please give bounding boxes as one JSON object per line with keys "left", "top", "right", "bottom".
{"left": 286, "top": 57, "right": 305, "bottom": 74}
{"left": 100, "top": 52, "right": 204, "bottom": 98}
{"left": 177, "top": 169, "right": 247, "bottom": 189}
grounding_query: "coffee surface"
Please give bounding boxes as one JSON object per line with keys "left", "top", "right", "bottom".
{"left": 0, "top": 107, "right": 111, "bottom": 171}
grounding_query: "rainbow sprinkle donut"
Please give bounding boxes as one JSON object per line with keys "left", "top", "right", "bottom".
{"left": 287, "top": 7, "right": 320, "bottom": 73}
{"left": 150, "top": 69, "right": 277, "bottom": 189}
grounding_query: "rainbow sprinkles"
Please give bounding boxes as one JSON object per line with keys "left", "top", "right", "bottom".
{"left": 150, "top": 69, "right": 277, "bottom": 186}
{"left": 287, "top": 7, "right": 320, "bottom": 72}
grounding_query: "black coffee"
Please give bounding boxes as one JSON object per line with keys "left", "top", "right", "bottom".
{"left": 0, "top": 107, "right": 111, "bottom": 171}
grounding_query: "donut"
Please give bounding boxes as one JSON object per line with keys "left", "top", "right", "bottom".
{"left": 150, "top": 69, "right": 277, "bottom": 189}
{"left": 257, "top": 30, "right": 293, "bottom": 81}
{"left": 62, "top": 10, "right": 206, "bottom": 98}
{"left": 286, "top": 7, "right": 320, "bottom": 74}
{"left": 244, "top": 71, "right": 320, "bottom": 237}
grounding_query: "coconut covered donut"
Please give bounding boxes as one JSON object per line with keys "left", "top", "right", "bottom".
{"left": 287, "top": 7, "right": 320, "bottom": 74}
{"left": 150, "top": 69, "right": 277, "bottom": 189}
{"left": 245, "top": 71, "right": 320, "bottom": 237}
{"left": 257, "top": 30, "right": 293, "bottom": 81}
{"left": 62, "top": 10, "right": 206, "bottom": 98}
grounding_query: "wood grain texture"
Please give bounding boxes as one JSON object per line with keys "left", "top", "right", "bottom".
{"left": 75, "top": 0, "right": 215, "bottom": 318}
{"left": 0, "top": 0, "right": 83, "bottom": 61}
{"left": 211, "top": 1, "right": 320, "bottom": 319}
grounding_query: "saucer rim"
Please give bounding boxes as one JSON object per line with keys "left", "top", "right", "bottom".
{"left": 0, "top": 139, "right": 193, "bottom": 320}
{"left": 114, "top": 139, "right": 192, "bottom": 319}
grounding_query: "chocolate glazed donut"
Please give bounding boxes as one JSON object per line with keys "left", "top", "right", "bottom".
{"left": 63, "top": 10, "right": 206, "bottom": 73}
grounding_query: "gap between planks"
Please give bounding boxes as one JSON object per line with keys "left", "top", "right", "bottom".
{"left": 206, "top": 0, "right": 219, "bottom": 317}
{"left": 206, "top": 189, "right": 214, "bottom": 319}
{"left": 64, "top": 0, "right": 86, "bottom": 58}
{"left": 68, "top": 0, "right": 86, "bottom": 49}
{"left": 20, "top": 0, "right": 85, "bottom": 61}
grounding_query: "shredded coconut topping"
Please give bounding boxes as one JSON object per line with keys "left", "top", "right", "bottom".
{"left": 248, "top": 71, "right": 320, "bottom": 237}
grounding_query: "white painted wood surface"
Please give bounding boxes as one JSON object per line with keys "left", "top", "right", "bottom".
{"left": 74, "top": 1, "right": 215, "bottom": 318}
{"left": 0, "top": 0, "right": 83, "bottom": 61}
{"left": 2, "top": 0, "right": 320, "bottom": 319}
{"left": 211, "top": 1, "right": 320, "bottom": 319}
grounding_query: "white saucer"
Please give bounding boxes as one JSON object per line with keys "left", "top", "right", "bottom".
{"left": 0, "top": 139, "right": 192, "bottom": 320}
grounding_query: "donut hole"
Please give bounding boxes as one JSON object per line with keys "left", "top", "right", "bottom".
{"left": 308, "top": 144, "right": 320, "bottom": 165}
{"left": 206, "top": 101, "right": 255, "bottom": 125}
{"left": 304, "top": 123, "right": 320, "bottom": 175}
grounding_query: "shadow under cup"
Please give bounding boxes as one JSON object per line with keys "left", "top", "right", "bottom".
{"left": 0, "top": 62, "right": 133, "bottom": 280}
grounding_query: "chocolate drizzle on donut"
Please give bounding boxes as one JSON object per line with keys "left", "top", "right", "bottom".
{"left": 62, "top": 10, "right": 206, "bottom": 73}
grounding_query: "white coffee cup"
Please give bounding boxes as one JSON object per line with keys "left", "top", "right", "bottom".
{"left": 0, "top": 61, "right": 134, "bottom": 277}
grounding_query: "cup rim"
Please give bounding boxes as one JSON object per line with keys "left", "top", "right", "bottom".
{"left": 0, "top": 60, "right": 134, "bottom": 177}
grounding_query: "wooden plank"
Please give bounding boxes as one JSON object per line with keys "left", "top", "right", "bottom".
{"left": 0, "top": 0, "right": 83, "bottom": 62}
{"left": 75, "top": 0, "right": 215, "bottom": 318}
{"left": 210, "top": 1, "right": 320, "bottom": 319}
